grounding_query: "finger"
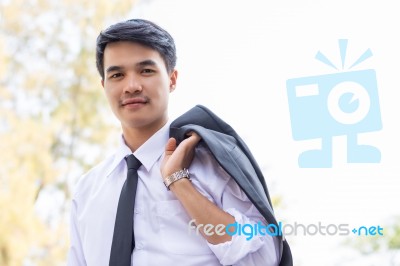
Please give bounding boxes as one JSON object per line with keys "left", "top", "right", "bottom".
{"left": 185, "top": 132, "right": 202, "bottom": 145}
{"left": 165, "top": 138, "right": 177, "bottom": 155}
{"left": 186, "top": 131, "right": 199, "bottom": 138}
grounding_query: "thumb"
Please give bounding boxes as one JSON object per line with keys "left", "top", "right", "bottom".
{"left": 165, "top": 137, "right": 177, "bottom": 156}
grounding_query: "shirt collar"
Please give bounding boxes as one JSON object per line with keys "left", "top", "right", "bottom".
{"left": 105, "top": 121, "right": 171, "bottom": 177}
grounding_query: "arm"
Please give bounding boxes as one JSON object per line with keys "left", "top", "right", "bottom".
{"left": 161, "top": 134, "right": 235, "bottom": 244}
{"left": 205, "top": 180, "right": 280, "bottom": 266}
{"left": 160, "top": 133, "right": 279, "bottom": 265}
{"left": 67, "top": 198, "right": 86, "bottom": 266}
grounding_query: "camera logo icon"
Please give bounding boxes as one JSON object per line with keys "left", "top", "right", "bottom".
{"left": 286, "top": 40, "right": 382, "bottom": 168}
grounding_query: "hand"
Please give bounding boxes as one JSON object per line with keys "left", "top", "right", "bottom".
{"left": 161, "top": 132, "right": 201, "bottom": 179}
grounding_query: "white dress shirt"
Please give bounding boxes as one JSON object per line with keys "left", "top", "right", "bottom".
{"left": 67, "top": 121, "right": 279, "bottom": 266}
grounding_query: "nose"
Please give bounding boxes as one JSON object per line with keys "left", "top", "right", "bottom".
{"left": 124, "top": 74, "right": 142, "bottom": 94}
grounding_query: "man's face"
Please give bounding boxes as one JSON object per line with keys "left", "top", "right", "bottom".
{"left": 102, "top": 41, "right": 177, "bottom": 131}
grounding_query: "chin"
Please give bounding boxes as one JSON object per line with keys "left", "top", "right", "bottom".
{"left": 123, "top": 117, "right": 159, "bottom": 129}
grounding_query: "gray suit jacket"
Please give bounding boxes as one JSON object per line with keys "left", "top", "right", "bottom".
{"left": 170, "top": 105, "right": 292, "bottom": 266}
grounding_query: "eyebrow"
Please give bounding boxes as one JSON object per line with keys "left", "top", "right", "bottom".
{"left": 105, "top": 59, "right": 158, "bottom": 73}
{"left": 137, "top": 59, "right": 157, "bottom": 68}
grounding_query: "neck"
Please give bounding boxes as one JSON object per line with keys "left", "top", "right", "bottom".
{"left": 122, "top": 118, "right": 168, "bottom": 152}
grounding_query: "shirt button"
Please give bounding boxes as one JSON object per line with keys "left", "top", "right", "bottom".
{"left": 136, "top": 242, "right": 144, "bottom": 249}
{"left": 134, "top": 208, "right": 140, "bottom": 214}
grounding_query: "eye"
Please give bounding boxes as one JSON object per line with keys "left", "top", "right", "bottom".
{"left": 109, "top": 73, "right": 123, "bottom": 79}
{"left": 141, "top": 69, "right": 155, "bottom": 74}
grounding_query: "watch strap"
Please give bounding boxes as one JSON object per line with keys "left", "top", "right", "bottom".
{"left": 163, "top": 168, "right": 190, "bottom": 190}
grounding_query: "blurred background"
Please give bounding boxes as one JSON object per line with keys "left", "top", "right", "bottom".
{"left": 1, "top": 0, "right": 399, "bottom": 265}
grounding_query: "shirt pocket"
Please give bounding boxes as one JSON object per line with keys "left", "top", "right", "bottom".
{"left": 155, "top": 200, "right": 213, "bottom": 255}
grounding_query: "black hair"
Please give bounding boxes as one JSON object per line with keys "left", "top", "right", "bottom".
{"left": 96, "top": 19, "right": 177, "bottom": 79}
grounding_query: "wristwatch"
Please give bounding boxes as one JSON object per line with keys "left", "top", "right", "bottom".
{"left": 163, "top": 168, "right": 190, "bottom": 190}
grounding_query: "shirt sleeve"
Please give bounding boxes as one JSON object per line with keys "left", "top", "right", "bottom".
{"left": 67, "top": 198, "right": 87, "bottom": 266}
{"left": 206, "top": 178, "right": 280, "bottom": 266}
{"left": 191, "top": 146, "right": 280, "bottom": 265}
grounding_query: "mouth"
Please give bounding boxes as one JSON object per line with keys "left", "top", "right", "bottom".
{"left": 121, "top": 97, "right": 149, "bottom": 107}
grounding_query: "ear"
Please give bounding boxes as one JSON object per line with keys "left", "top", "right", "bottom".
{"left": 101, "top": 79, "right": 104, "bottom": 88}
{"left": 169, "top": 69, "right": 178, "bottom": 92}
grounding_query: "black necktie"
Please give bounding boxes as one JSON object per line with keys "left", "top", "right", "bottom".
{"left": 109, "top": 154, "right": 142, "bottom": 266}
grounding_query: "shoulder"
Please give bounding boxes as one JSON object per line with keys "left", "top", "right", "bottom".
{"left": 71, "top": 152, "right": 118, "bottom": 200}
{"left": 192, "top": 144, "right": 225, "bottom": 173}
{"left": 190, "top": 144, "right": 231, "bottom": 189}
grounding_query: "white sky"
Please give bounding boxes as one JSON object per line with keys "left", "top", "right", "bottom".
{"left": 115, "top": 0, "right": 400, "bottom": 265}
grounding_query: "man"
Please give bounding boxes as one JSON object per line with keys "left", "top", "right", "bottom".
{"left": 67, "top": 18, "right": 280, "bottom": 265}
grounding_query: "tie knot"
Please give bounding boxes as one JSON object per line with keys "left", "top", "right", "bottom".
{"left": 125, "top": 154, "right": 142, "bottom": 170}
